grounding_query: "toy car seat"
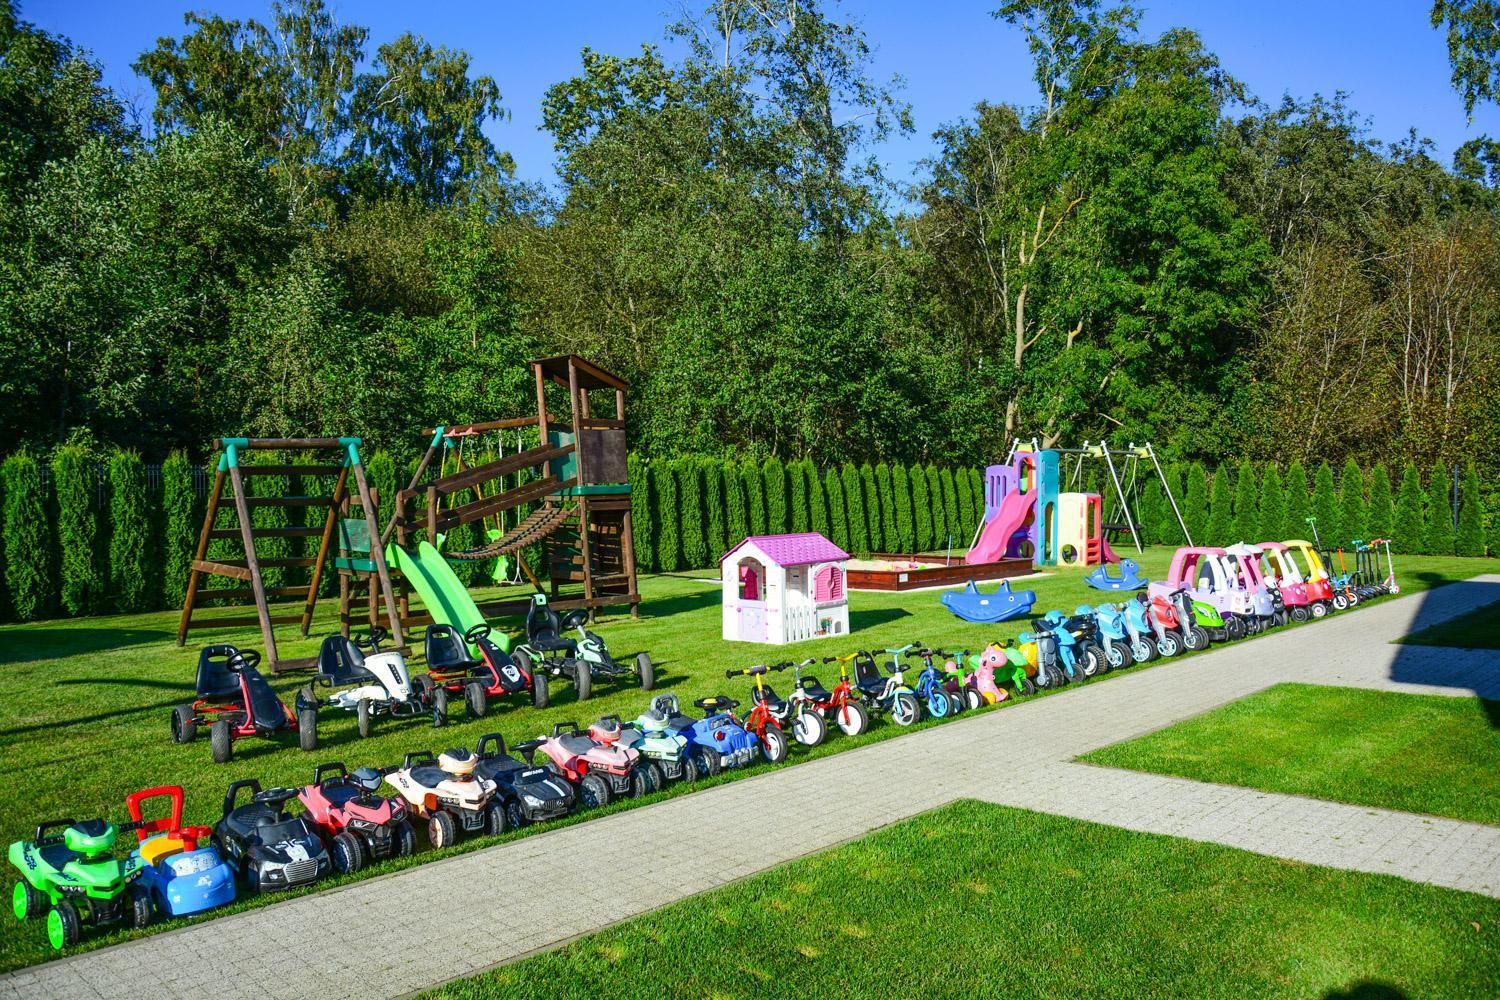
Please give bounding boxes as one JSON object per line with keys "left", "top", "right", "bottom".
{"left": 437, "top": 748, "right": 478, "bottom": 777}
{"left": 525, "top": 596, "right": 578, "bottom": 654}
{"left": 195, "top": 645, "right": 243, "bottom": 700}
{"left": 315, "top": 634, "right": 378, "bottom": 687}
{"left": 853, "top": 655, "right": 885, "bottom": 699}
{"left": 425, "top": 625, "right": 482, "bottom": 677}
{"left": 234, "top": 653, "right": 290, "bottom": 733}
{"left": 799, "top": 675, "right": 834, "bottom": 701}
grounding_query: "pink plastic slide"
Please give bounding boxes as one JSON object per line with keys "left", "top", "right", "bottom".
{"left": 1100, "top": 536, "right": 1120, "bottom": 564}
{"left": 966, "top": 489, "right": 1035, "bottom": 565}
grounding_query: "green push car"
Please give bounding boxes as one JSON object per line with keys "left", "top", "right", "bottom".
{"left": 10, "top": 818, "right": 152, "bottom": 949}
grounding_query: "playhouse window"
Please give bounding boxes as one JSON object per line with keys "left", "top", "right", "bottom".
{"left": 813, "top": 565, "right": 843, "bottom": 603}
{"left": 738, "top": 558, "right": 764, "bottom": 601}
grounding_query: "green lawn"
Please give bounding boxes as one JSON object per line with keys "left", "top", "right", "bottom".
{"left": 1082, "top": 683, "right": 1500, "bottom": 824}
{"left": 424, "top": 800, "right": 1500, "bottom": 1000}
{"left": 1399, "top": 600, "right": 1500, "bottom": 649}
{"left": 0, "top": 550, "right": 1488, "bottom": 972}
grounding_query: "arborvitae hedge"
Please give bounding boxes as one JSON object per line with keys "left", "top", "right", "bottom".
{"left": 892, "top": 463, "right": 915, "bottom": 552}
{"left": 762, "top": 458, "right": 787, "bottom": 536}
{"left": 744, "top": 461, "right": 767, "bottom": 536}
{"left": 938, "top": 467, "right": 960, "bottom": 549}
{"left": 724, "top": 460, "right": 748, "bottom": 544}
{"left": 655, "top": 460, "right": 681, "bottom": 571}
{"left": 1367, "top": 463, "right": 1394, "bottom": 540}
{"left": 161, "top": 450, "right": 196, "bottom": 609}
{"left": 1423, "top": 462, "right": 1453, "bottom": 555}
{"left": 825, "top": 463, "right": 849, "bottom": 551}
{"left": 1339, "top": 458, "right": 1368, "bottom": 542}
{"left": 1138, "top": 480, "right": 1163, "bottom": 545}
{"left": 367, "top": 449, "right": 397, "bottom": 532}
{"left": 842, "top": 463, "right": 869, "bottom": 555}
{"left": 52, "top": 445, "right": 100, "bottom": 616}
{"left": 704, "top": 460, "right": 727, "bottom": 557}
{"left": 628, "top": 455, "right": 654, "bottom": 572}
{"left": 3, "top": 452, "right": 52, "bottom": 620}
{"left": 109, "top": 450, "right": 152, "bottom": 613}
{"left": 1257, "top": 466, "right": 1286, "bottom": 542}
{"left": 1456, "top": 463, "right": 1485, "bottom": 557}
{"left": 874, "top": 463, "right": 896, "bottom": 551}
{"left": 1310, "top": 462, "right": 1338, "bottom": 544}
{"left": 859, "top": 463, "right": 881, "bottom": 552}
{"left": 1393, "top": 461, "right": 1424, "bottom": 554}
{"left": 1183, "top": 463, "right": 1210, "bottom": 544}
{"left": 925, "top": 466, "right": 946, "bottom": 549}
{"left": 679, "top": 460, "right": 707, "bottom": 567}
{"left": 806, "top": 462, "right": 829, "bottom": 539}
{"left": 1284, "top": 462, "right": 1310, "bottom": 540}
{"left": 910, "top": 463, "right": 933, "bottom": 551}
{"left": 1231, "top": 460, "right": 1258, "bottom": 543}
{"left": 955, "top": 466, "right": 977, "bottom": 543}
{"left": 789, "top": 460, "right": 809, "bottom": 533}
{"left": 968, "top": 468, "right": 984, "bottom": 539}
{"left": 1206, "top": 469, "right": 1234, "bottom": 545}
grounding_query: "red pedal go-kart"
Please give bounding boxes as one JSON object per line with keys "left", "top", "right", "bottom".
{"left": 171, "top": 645, "right": 312, "bottom": 763}
{"left": 298, "top": 763, "right": 416, "bottom": 873}
{"left": 421, "top": 623, "right": 549, "bottom": 720}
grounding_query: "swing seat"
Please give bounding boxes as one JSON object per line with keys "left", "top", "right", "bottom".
{"left": 1085, "top": 558, "right": 1147, "bottom": 591}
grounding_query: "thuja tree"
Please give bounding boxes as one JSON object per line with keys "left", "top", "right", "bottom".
{"left": 1138, "top": 480, "right": 1163, "bottom": 545}
{"left": 955, "top": 467, "right": 977, "bottom": 543}
{"left": 1455, "top": 463, "right": 1486, "bottom": 557}
{"left": 655, "top": 460, "right": 681, "bottom": 571}
{"left": 939, "top": 467, "right": 960, "bottom": 549}
{"left": 109, "top": 450, "right": 153, "bottom": 612}
{"left": 744, "top": 461, "right": 767, "bottom": 537}
{"left": 763, "top": 457, "right": 788, "bottom": 536}
{"left": 628, "top": 455, "right": 655, "bottom": 572}
{"left": 704, "top": 459, "right": 727, "bottom": 557}
{"left": 1392, "top": 461, "right": 1424, "bottom": 554}
{"left": 1183, "top": 463, "right": 1209, "bottom": 544}
{"left": 52, "top": 445, "right": 101, "bottom": 616}
{"left": 910, "top": 463, "right": 933, "bottom": 551}
{"left": 1310, "top": 462, "right": 1339, "bottom": 544}
{"left": 892, "top": 463, "right": 915, "bottom": 552}
{"left": 724, "top": 460, "right": 748, "bottom": 544}
{"left": 1231, "top": 460, "right": 1258, "bottom": 543}
{"left": 842, "top": 463, "right": 869, "bottom": 555}
{"left": 968, "top": 469, "right": 984, "bottom": 539}
{"left": 1423, "top": 462, "right": 1453, "bottom": 555}
{"left": 825, "top": 463, "right": 850, "bottom": 551}
{"left": 926, "top": 466, "right": 946, "bottom": 549}
{"left": 2, "top": 452, "right": 53, "bottom": 620}
{"left": 1283, "top": 461, "right": 1310, "bottom": 541}
{"left": 1366, "top": 463, "right": 1394, "bottom": 540}
{"left": 874, "top": 462, "right": 897, "bottom": 551}
{"left": 161, "top": 449, "right": 197, "bottom": 608}
{"left": 859, "top": 463, "right": 882, "bottom": 552}
{"left": 1206, "top": 469, "right": 1234, "bottom": 545}
{"left": 1339, "top": 459, "right": 1368, "bottom": 543}
{"left": 789, "top": 459, "right": 809, "bottom": 533}
{"left": 805, "top": 462, "right": 829, "bottom": 539}
{"left": 678, "top": 460, "right": 707, "bottom": 568}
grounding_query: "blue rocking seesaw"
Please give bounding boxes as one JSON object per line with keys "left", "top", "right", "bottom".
{"left": 940, "top": 579, "right": 1037, "bottom": 624}
{"left": 1084, "top": 558, "right": 1148, "bottom": 591}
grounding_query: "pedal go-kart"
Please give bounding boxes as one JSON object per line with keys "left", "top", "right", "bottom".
{"left": 424, "top": 622, "right": 548, "bottom": 718}
{"left": 9, "top": 818, "right": 152, "bottom": 949}
{"left": 474, "top": 733, "right": 577, "bottom": 828}
{"left": 511, "top": 594, "right": 652, "bottom": 701}
{"left": 534, "top": 721, "right": 654, "bottom": 808}
{"left": 298, "top": 763, "right": 416, "bottom": 873}
{"left": 621, "top": 695, "right": 727, "bottom": 780}
{"left": 300, "top": 628, "right": 434, "bottom": 744}
{"left": 383, "top": 749, "right": 504, "bottom": 848}
{"left": 215, "top": 780, "right": 331, "bottom": 894}
{"left": 124, "top": 785, "right": 236, "bottom": 917}
{"left": 172, "top": 645, "right": 312, "bottom": 763}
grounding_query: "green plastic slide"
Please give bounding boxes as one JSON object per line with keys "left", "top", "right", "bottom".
{"left": 385, "top": 540, "right": 510, "bottom": 652}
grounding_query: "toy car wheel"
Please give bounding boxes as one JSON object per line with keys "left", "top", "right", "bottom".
{"left": 332, "top": 831, "right": 367, "bottom": 874}
{"left": 1311, "top": 602, "right": 1329, "bottom": 619}
{"left": 394, "top": 821, "right": 417, "bottom": 858}
{"left": 129, "top": 888, "right": 153, "bottom": 930}
{"left": 1157, "top": 633, "right": 1181, "bottom": 657}
{"left": 356, "top": 698, "right": 373, "bottom": 739}
{"left": 836, "top": 700, "right": 870, "bottom": 736}
{"left": 415, "top": 674, "right": 434, "bottom": 700}
{"left": 432, "top": 686, "right": 449, "bottom": 727}
{"left": 1290, "top": 605, "right": 1309, "bottom": 623}
{"left": 171, "top": 704, "right": 197, "bottom": 744}
{"left": 1084, "top": 645, "right": 1107, "bottom": 676}
{"left": 210, "top": 719, "right": 233, "bottom": 764}
{"left": 890, "top": 692, "right": 920, "bottom": 726}
{"left": 505, "top": 799, "right": 528, "bottom": 830}
{"left": 428, "top": 811, "right": 457, "bottom": 849}
{"left": 1018, "top": 675, "right": 1037, "bottom": 697}
{"left": 46, "top": 901, "right": 79, "bottom": 950}
{"left": 465, "top": 681, "right": 488, "bottom": 719}
{"left": 759, "top": 725, "right": 789, "bottom": 764}
{"left": 792, "top": 710, "right": 826, "bottom": 746}
{"left": 580, "top": 773, "right": 611, "bottom": 809}
{"left": 298, "top": 702, "right": 318, "bottom": 751}
{"left": 644, "top": 760, "right": 666, "bottom": 793}
{"left": 531, "top": 670, "right": 549, "bottom": 709}
{"left": 964, "top": 689, "right": 983, "bottom": 712}
{"left": 1192, "top": 626, "right": 1211, "bottom": 649}
{"left": 485, "top": 802, "right": 507, "bottom": 837}
{"left": 12, "top": 880, "right": 43, "bottom": 921}
{"left": 693, "top": 746, "right": 722, "bottom": 778}
{"left": 628, "top": 765, "right": 650, "bottom": 798}
{"left": 636, "top": 653, "right": 654, "bottom": 691}
{"left": 573, "top": 663, "right": 592, "bottom": 702}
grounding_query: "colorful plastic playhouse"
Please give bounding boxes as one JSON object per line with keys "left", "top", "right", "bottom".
{"left": 721, "top": 533, "right": 851, "bottom": 644}
{"left": 966, "top": 447, "right": 1116, "bottom": 569}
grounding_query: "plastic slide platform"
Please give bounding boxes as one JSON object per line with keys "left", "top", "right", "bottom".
{"left": 386, "top": 539, "right": 510, "bottom": 652}
{"left": 940, "top": 579, "right": 1037, "bottom": 623}
{"left": 965, "top": 488, "right": 1036, "bottom": 565}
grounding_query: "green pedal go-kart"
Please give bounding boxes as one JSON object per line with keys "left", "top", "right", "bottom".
{"left": 511, "top": 594, "right": 653, "bottom": 701}
{"left": 10, "top": 818, "right": 152, "bottom": 950}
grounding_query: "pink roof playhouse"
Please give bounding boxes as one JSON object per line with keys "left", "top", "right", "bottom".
{"left": 720, "top": 533, "right": 851, "bottom": 644}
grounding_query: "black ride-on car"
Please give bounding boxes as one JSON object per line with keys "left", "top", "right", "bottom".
{"left": 510, "top": 594, "right": 653, "bottom": 702}
{"left": 171, "top": 645, "right": 313, "bottom": 763}
{"left": 214, "top": 780, "right": 331, "bottom": 894}
{"left": 473, "top": 733, "right": 576, "bottom": 828}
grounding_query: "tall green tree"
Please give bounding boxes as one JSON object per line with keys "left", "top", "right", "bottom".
{"left": 1231, "top": 460, "right": 1258, "bottom": 543}
{"left": 744, "top": 461, "right": 767, "bottom": 536}
{"left": 52, "top": 444, "right": 100, "bottom": 615}
{"left": 1366, "top": 463, "right": 1394, "bottom": 541}
{"left": 825, "top": 463, "right": 850, "bottom": 551}
{"left": 892, "top": 463, "right": 915, "bottom": 551}
{"left": 938, "top": 468, "right": 961, "bottom": 550}
{"left": 1, "top": 452, "right": 51, "bottom": 620}
{"left": 874, "top": 462, "right": 897, "bottom": 551}
{"left": 1206, "top": 469, "right": 1234, "bottom": 545}
{"left": 723, "top": 460, "right": 748, "bottom": 544}
{"left": 1183, "top": 463, "right": 1210, "bottom": 543}
{"left": 1423, "top": 462, "right": 1454, "bottom": 555}
{"left": 108, "top": 449, "right": 151, "bottom": 612}
{"left": 1393, "top": 461, "right": 1425, "bottom": 554}
{"left": 1310, "top": 462, "right": 1339, "bottom": 543}
{"left": 859, "top": 463, "right": 882, "bottom": 553}
{"left": 678, "top": 460, "right": 706, "bottom": 568}
{"left": 1455, "top": 463, "right": 1487, "bottom": 556}
{"left": 1284, "top": 461, "right": 1310, "bottom": 541}
{"left": 763, "top": 457, "right": 788, "bottom": 536}
{"left": 703, "top": 459, "right": 727, "bottom": 558}
{"left": 842, "top": 463, "right": 869, "bottom": 555}
{"left": 926, "top": 466, "right": 947, "bottom": 549}
{"left": 806, "top": 462, "right": 830, "bottom": 539}
{"left": 1138, "top": 480, "right": 1163, "bottom": 545}
{"left": 1338, "top": 459, "right": 1368, "bottom": 541}
{"left": 655, "top": 459, "right": 681, "bottom": 571}
{"left": 789, "top": 460, "right": 809, "bottom": 533}
{"left": 1256, "top": 466, "right": 1286, "bottom": 542}
{"left": 630, "top": 457, "right": 655, "bottom": 573}
{"left": 161, "top": 449, "right": 197, "bottom": 609}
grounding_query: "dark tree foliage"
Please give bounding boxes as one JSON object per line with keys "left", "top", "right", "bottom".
{"left": 161, "top": 449, "right": 196, "bottom": 609}
{"left": 1, "top": 452, "right": 51, "bottom": 619}
{"left": 874, "top": 462, "right": 897, "bottom": 551}
{"left": 704, "top": 459, "right": 727, "bottom": 558}
{"left": 1393, "top": 461, "right": 1425, "bottom": 554}
{"left": 744, "top": 460, "right": 767, "bottom": 537}
{"left": 806, "top": 462, "right": 830, "bottom": 539}
{"left": 52, "top": 444, "right": 99, "bottom": 616}
{"left": 825, "top": 463, "right": 849, "bottom": 551}
{"left": 1423, "top": 461, "right": 1454, "bottom": 555}
{"left": 842, "top": 463, "right": 869, "bottom": 555}
{"left": 1256, "top": 466, "right": 1285, "bottom": 542}
{"left": 859, "top": 463, "right": 882, "bottom": 553}
{"left": 763, "top": 457, "right": 788, "bottom": 536}
{"left": 1339, "top": 458, "right": 1368, "bottom": 542}
{"left": 892, "top": 463, "right": 915, "bottom": 552}
{"left": 724, "top": 459, "right": 749, "bottom": 544}
{"left": 655, "top": 458, "right": 681, "bottom": 571}
{"left": 1183, "top": 463, "right": 1210, "bottom": 543}
{"left": 789, "top": 459, "right": 809, "bottom": 534}
{"left": 1366, "top": 462, "right": 1394, "bottom": 541}
{"left": 108, "top": 449, "right": 152, "bottom": 612}
{"left": 1231, "top": 460, "right": 1258, "bottom": 543}
{"left": 910, "top": 463, "right": 933, "bottom": 551}
{"left": 1206, "top": 468, "right": 1234, "bottom": 545}
{"left": 1283, "top": 462, "right": 1310, "bottom": 541}
{"left": 678, "top": 459, "right": 706, "bottom": 568}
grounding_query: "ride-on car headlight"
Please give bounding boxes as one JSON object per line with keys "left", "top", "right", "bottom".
{"left": 521, "top": 794, "right": 543, "bottom": 807}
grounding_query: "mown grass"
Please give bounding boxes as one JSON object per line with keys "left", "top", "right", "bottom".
{"left": 424, "top": 800, "right": 1500, "bottom": 1000}
{"left": 1399, "top": 600, "right": 1500, "bottom": 649}
{"left": 1082, "top": 683, "right": 1500, "bottom": 824}
{"left": 0, "top": 549, "right": 1489, "bottom": 972}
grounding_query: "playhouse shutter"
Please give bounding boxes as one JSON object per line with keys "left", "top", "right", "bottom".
{"left": 814, "top": 565, "right": 843, "bottom": 602}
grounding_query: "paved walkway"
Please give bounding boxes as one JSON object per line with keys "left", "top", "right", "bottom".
{"left": 5, "top": 577, "right": 1498, "bottom": 1000}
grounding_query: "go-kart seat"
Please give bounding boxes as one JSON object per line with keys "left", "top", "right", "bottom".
{"left": 425, "top": 625, "right": 481, "bottom": 676}
{"left": 853, "top": 660, "right": 885, "bottom": 698}
{"left": 316, "top": 635, "right": 377, "bottom": 687}
{"left": 195, "top": 646, "right": 243, "bottom": 700}
{"left": 525, "top": 601, "right": 578, "bottom": 654}
{"left": 239, "top": 662, "right": 289, "bottom": 733}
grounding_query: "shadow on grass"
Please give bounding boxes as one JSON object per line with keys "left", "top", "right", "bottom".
{"left": 1323, "top": 982, "right": 1408, "bottom": 1000}
{"left": 0, "top": 627, "right": 168, "bottom": 665}
{"left": 849, "top": 607, "right": 912, "bottom": 631}
{"left": 1387, "top": 576, "right": 1500, "bottom": 727}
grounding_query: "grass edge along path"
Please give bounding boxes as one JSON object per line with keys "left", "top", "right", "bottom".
{"left": 1081, "top": 682, "right": 1500, "bottom": 825}
{"left": 422, "top": 800, "right": 1500, "bottom": 1000}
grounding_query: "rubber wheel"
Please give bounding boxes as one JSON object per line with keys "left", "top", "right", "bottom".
{"left": 129, "top": 888, "right": 153, "bottom": 930}
{"left": 580, "top": 773, "right": 611, "bottom": 809}
{"left": 1291, "top": 605, "right": 1309, "bottom": 623}
{"left": 332, "top": 831, "right": 367, "bottom": 874}
{"left": 1157, "top": 633, "right": 1181, "bottom": 657}
{"left": 1192, "top": 626, "right": 1210, "bottom": 649}
{"left": 573, "top": 663, "right": 592, "bottom": 702}
{"left": 298, "top": 704, "right": 318, "bottom": 751}
{"left": 357, "top": 698, "right": 373, "bottom": 739}
{"left": 793, "top": 710, "right": 826, "bottom": 746}
{"left": 1312, "top": 602, "right": 1329, "bottom": 619}
{"left": 1081, "top": 645, "right": 1105, "bottom": 676}
{"left": 394, "top": 821, "right": 417, "bottom": 858}
{"left": 836, "top": 700, "right": 869, "bottom": 736}
{"left": 485, "top": 802, "right": 507, "bottom": 837}
{"left": 645, "top": 760, "right": 666, "bottom": 792}
{"left": 415, "top": 674, "right": 434, "bottom": 700}
{"left": 759, "top": 725, "right": 789, "bottom": 764}
{"left": 465, "top": 682, "right": 488, "bottom": 719}
{"left": 1018, "top": 675, "right": 1037, "bottom": 697}
{"left": 428, "top": 811, "right": 457, "bottom": 849}
{"left": 891, "top": 692, "right": 920, "bottom": 726}
{"left": 13, "top": 881, "right": 43, "bottom": 921}
{"left": 1132, "top": 638, "right": 1157, "bottom": 662}
{"left": 929, "top": 690, "right": 952, "bottom": 718}
{"left": 530, "top": 669, "right": 549, "bottom": 709}
{"left": 1332, "top": 594, "right": 1348, "bottom": 612}
{"left": 210, "top": 719, "right": 233, "bottom": 764}
{"left": 171, "top": 705, "right": 197, "bottom": 744}
{"left": 506, "top": 799, "right": 528, "bottom": 830}
{"left": 636, "top": 653, "right": 654, "bottom": 691}
{"left": 629, "top": 765, "right": 651, "bottom": 798}
{"left": 694, "top": 746, "right": 722, "bottom": 777}
{"left": 964, "top": 689, "right": 983, "bottom": 711}
{"left": 1106, "top": 646, "right": 1128, "bottom": 670}
{"left": 432, "top": 686, "right": 448, "bottom": 727}
{"left": 46, "top": 901, "right": 79, "bottom": 950}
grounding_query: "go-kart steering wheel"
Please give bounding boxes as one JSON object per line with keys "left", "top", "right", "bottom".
{"left": 231, "top": 649, "right": 262, "bottom": 670}
{"left": 251, "top": 787, "right": 297, "bottom": 805}
{"left": 464, "top": 623, "right": 492, "bottom": 644}
{"left": 355, "top": 626, "right": 388, "bottom": 649}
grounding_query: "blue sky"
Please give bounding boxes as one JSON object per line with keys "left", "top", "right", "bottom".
{"left": 26, "top": 0, "right": 1500, "bottom": 193}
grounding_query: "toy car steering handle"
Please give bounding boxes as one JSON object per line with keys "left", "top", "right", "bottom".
{"left": 464, "top": 623, "right": 492, "bottom": 644}
{"left": 252, "top": 787, "right": 298, "bottom": 806}
{"left": 32, "top": 818, "right": 79, "bottom": 844}
{"left": 355, "top": 627, "right": 389, "bottom": 649}
{"left": 229, "top": 649, "right": 262, "bottom": 670}
{"left": 552, "top": 721, "right": 580, "bottom": 737}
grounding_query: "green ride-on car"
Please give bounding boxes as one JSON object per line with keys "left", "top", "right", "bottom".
{"left": 10, "top": 818, "right": 153, "bottom": 950}
{"left": 510, "top": 594, "right": 653, "bottom": 701}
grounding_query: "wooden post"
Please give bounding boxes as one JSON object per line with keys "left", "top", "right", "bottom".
{"left": 426, "top": 486, "right": 439, "bottom": 546}
{"left": 534, "top": 363, "right": 549, "bottom": 442}
{"left": 228, "top": 461, "right": 280, "bottom": 667}
{"left": 301, "top": 466, "right": 349, "bottom": 636}
{"left": 177, "top": 468, "right": 226, "bottom": 646}
{"left": 351, "top": 458, "right": 405, "bottom": 647}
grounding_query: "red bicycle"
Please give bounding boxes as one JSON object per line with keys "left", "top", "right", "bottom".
{"left": 724, "top": 664, "right": 791, "bottom": 763}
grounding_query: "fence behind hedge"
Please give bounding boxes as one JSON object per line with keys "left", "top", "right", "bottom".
{"left": 0, "top": 450, "right": 1491, "bottom": 622}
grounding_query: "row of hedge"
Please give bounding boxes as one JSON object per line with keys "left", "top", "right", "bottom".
{"left": 1, "top": 447, "right": 1493, "bottom": 622}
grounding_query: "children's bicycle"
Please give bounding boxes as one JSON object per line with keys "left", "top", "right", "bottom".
{"left": 913, "top": 647, "right": 962, "bottom": 719}
{"left": 802, "top": 653, "right": 871, "bottom": 736}
{"left": 850, "top": 649, "right": 921, "bottom": 726}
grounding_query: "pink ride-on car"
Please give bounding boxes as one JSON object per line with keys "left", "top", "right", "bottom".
{"left": 1255, "top": 541, "right": 1317, "bottom": 623}
{"left": 532, "top": 720, "right": 654, "bottom": 809}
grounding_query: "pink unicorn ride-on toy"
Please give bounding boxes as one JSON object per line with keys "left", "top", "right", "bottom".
{"left": 1150, "top": 547, "right": 1258, "bottom": 641}
{"left": 940, "top": 580, "right": 1037, "bottom": 624}
{"left": 1084, "top": 558, "right": 1148, "bottom": 592}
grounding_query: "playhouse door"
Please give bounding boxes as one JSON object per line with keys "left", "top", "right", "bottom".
{"left": 739, "top": 605, "right": 768, "bottom": 642}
